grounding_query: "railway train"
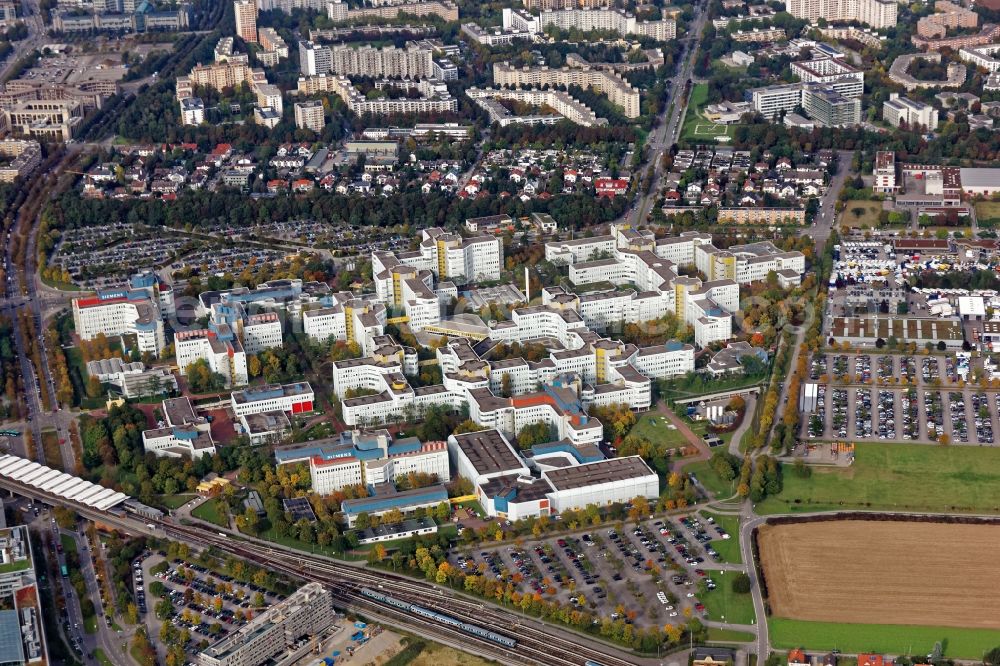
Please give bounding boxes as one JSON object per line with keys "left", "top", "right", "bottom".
{"left": 360, "top": 587, "right": 518, "bottom": 648}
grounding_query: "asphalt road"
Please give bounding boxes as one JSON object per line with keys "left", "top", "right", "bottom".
{"left": 628, "top": 4, "right": 711, "bottom": 230}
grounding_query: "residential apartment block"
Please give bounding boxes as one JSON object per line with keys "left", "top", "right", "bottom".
{"left": 917, "top": 0, "right": 977, "bottom": 38}
{"left": 468, "top": 87, "right": 608, "bottom": 127}
{"left": 960, "top": 43, "right": 1000, "bottom": 72}
{"left": 786, "top": 0, "right": 896, "bottom": 28}
{"left": 791, "top": 58, "right": 864, "bottom": 98}
{"left": 294, "top": 100, "right": 325, "bottom": 132}
{"left": 301, "top": 75, "right": 457, "bottom": 115}
{"left": 299, "top": 40, "right": 332, "bottom": 76}
{"left": 234, "top": 0, "right": 257, "bottom": 43}
{"left": 492, "top": 61, "right": 640, "bottom": 118}
{"left": 326, "top": 0, "right": 458, "bottom": 23}
{"left": 0, "top": 139, "right": 40, "bottom": 183}
{"left": 502, "top": 7, "right": 676, "bottom": 40}
{"left": 883, "top": 93, "right": 938, "bottom": 130}
{"left": 197, "top": 583, "right": 334, "bottom": 666}
{"left": 328, "top": 44, "right": 434, "bottom": 79}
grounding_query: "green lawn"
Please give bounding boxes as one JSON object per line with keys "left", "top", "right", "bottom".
{"left": 758, "top": 443, "right": 1000, "bottom": 514}
{"left": 975, "top": 200, "right": 1000, "bottom": 228}
{"left": 60, "top": 533, "right": 77, "bottom": 554}
{"left": 158, "top": 494, "right": 196, "bottom": 510}
{"left": 699, "top": 512, "right": 741, "bottom": 563}
{"left": 0, "top": 559, "right": 29, "bottom": 574}
{"left": 839, "top": 200, "right": 884, "bottom": 228}
{"left": 686, "top": 460, "right": 737, "bottom": 501}
{"left": 700, "top": 572, "right": 755, "bottom": 625}
{"left": 630, "top": 414, "right": 691, "bottom": 448}
{"left": 40, "top": 429, "right": 63, "bottom": 471}
{"left": 770, "top": 618, "right": 1000, "bottom": 658}
{"left": 706, "top": 627, "right": 756, "bottom": 643}
{"left": 191, "top": 499, "right": 228, "bottom": 527}
{"left": 83, "top": 614, "right": 97, "bottom": 634}
{"left": 94, "top": 649, "right": 113, "bottom": 666}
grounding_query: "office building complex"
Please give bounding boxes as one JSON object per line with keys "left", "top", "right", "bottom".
{"left": 883, "top": 93, "right": 938, "bottom": 130}
{"left": 234, "top": 0, "right": 258, "bottom": 43}
{"left": 275, "top": 429, "right": 450, "bottom": 494}
{"left": 294, "top": 100, "right": 325, "bottom": 131}
{"left": 4, "top": 99, "right": 83, "bottom": 141}
{"left": 72, "top": 289, "right": 165, "bottom": 356}
{"left": 493, "top": 61, "right": 640, "bottom": 118}
{"left": 198, "top": 583, "right": 334, "bottom": 666}
{"left": 749, "top": 82, "right": 861, "bottom": 126}
{"left": 785, "top": 0, "right": 896, "bottom": 28}
{"left": 374, "top": 227, "right": 502, "bottom": 289}
{"left": 448, "top": 428, "right": 659, "bottom": 520}
{"left": 142, "top": 397, "right": 217, "bottom": 459}
{"left": 230, "top": 382, "right": 315, "bottom": 418}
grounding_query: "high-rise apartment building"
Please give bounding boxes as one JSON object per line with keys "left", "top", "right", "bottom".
{"left": 294, "top": 100, "right": 325, "bottom": 131}
{"left": 299, "top": 40, "right": 332, "bottom": 76}
{"left": 234, "top": 0, "right": 258, "bottom": 43}
{"left": 785, "top": 0, "right": 896, "bottom": 28}
{"left": 328, "top": 44, "right": 433, "bottom": 79}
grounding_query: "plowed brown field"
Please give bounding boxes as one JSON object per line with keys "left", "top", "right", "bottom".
{"left": 759, "top": 520, "right": 1000, "bottom": 629}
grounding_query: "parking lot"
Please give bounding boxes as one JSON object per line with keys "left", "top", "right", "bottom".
{"left": 804, "top": 353, "right": 999, "bottom": 444}
{"left": 139, "top": 553, "right": 283, "bottom": 657}
{"left": 450, "top": 513, "right": 739, "bottom": 628}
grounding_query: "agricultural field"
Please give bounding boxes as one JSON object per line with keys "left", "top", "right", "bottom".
{"left": 759, "top": 520, "right": 1000, "bottom": 630}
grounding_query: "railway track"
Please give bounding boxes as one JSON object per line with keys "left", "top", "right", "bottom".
{"left": 163, "top": 521, "right": 638, "bottom": 666}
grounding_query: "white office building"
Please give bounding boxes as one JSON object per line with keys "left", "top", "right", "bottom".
{"left": 275, "top": 429, "right": 450, "bottom": 494}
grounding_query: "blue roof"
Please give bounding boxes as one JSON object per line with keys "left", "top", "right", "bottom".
{"left": 0, "top": 610, "right": 24, "bottom": 665}
{"left": 244, "top": 387, "right": 285, "bottom": 401}
{"left": 665, "top": 340, "right": 686, "bottom": 351}
{"left": 387, "top": 437, "right": 421, "bottom": 456}
{"left": 130, "top": 272, "right": 157, "bottom": 289}
{"left": 342, "top": 486, "right": 448, "bottom": 515}
{"left": 530, "top": 442, "right": 604, "bottom": 464}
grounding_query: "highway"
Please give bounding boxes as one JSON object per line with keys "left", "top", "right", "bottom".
{"left": 629, "top": 2, "right": 710, "bottom": 229}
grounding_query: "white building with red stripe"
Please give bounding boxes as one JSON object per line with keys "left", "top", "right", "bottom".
{"left": 230, "top": 382, "right": 314, "bottom": 417}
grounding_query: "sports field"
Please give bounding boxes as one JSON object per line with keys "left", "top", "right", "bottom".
{"left": 680, "top": 83, "right": 738, "bottom": 143}
{"left": 759, "top": 520, "right": 1000, "bottom": 629}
